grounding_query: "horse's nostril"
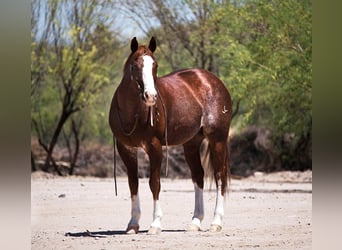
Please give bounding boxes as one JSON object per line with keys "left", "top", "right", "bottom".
{"left": 144, "top": 92, "right": 149, "bottom": 99}
{"left": 144, "top": 91, "right": 157, "bottom": 105}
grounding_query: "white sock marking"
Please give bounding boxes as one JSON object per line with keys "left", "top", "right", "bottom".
{"left": 150, "top": 199, "right": 163, "bottom": 229}
{"left": 212, "top": 181, "right": 225, "bottom": 226}
{"left": 129, "top": 195, "right": 141, "bottom": 226}
{"left": 192, "top": 183, "right": 204, "bottom": 227}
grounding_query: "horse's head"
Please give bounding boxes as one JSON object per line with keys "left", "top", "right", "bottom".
{"left": 127, "top": 37, "right": 158, "bottom": 106}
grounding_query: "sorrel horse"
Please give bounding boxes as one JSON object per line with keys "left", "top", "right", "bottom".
{"left": 109, "top": 37, "right": 232, "bottom": 234}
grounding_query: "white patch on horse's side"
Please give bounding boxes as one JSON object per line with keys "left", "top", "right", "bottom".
{"left": 200, "top": 115, "right": 204, "bottom": 127}
{"left": 208, "top": 113, "right": 215, "bottom": 123}
{"left": 222, "top": 105, "right": 229, "bottom": 114}
{"left": 142, "top": 55, "right": 157, "bottom": 97}
{"left": 192, "top": 183, "right": 204, "bottom": 228}
{"left": 129, "top": 195, "right": 141, "bottom": 226}
{"left": 211, "top": 180, "right": 225, "bottom": 227}
{"left": 150, "top": 199, "right": 163, "bottom": 229}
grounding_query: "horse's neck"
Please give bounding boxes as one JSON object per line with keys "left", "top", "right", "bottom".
{"left": 116, "top": 77, "right": 142, "bottom": 121}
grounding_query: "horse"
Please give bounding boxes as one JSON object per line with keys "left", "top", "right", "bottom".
{"left": 109, "top": 37, "right": 232, "bottom": 235}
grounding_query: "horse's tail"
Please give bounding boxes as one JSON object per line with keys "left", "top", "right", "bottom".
{"left": 200, "top": 138, "right": 214, "bottom": 186}
{"left": 200, "top": 138, "right": 230, "bottom": 195}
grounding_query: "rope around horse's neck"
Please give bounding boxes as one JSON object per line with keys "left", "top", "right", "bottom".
{"left": 114, "top": 93, "right": 140, "bottom": 137}
{"left": 113, "top": 91, "right": 168, "bottom": 197}
{"left": 113, "top": 136, "right": 118, "bottom": 196}
{"left": 113, "top": 90, "right": 140, "bottom": 196}
{"left": 113, "top": 80, "right": 169, "bottom": 196}
{"left": 155, "top": 85, "right": 169, "bottom": 177}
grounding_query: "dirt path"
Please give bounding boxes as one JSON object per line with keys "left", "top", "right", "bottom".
{"left": 31, "top": 171, "right": 312, "bottom": 249}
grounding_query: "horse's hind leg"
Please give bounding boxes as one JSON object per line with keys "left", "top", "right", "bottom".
{"left": 183, "top": 134, "right": 205, "bottom": 231}
{"left": 116, "top": 141, "right": 140, "bottom": 234}
{"left": 206, "top": 136, "right": 230, "bottom": 232}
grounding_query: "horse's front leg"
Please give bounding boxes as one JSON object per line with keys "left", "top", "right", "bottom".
{"left": 116, "top": 141, "right": 140, "bottom": 234}
{"left": 143, "top": 137, "right": 163, "bottom": 235}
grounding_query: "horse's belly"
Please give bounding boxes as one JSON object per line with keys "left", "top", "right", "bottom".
{"left": 164, "top": 116, "right": 202, "bottom": 146}
{"left": 160, "top": 95, "right": 203, "bottom": 145}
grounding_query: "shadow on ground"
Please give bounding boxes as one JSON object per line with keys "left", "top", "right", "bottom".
{"left": 65, "top": 229, "right": 186, "bottom": 238}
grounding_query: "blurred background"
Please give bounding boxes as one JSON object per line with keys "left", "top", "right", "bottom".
{"left": 30, "top": 0, "right": 312, "bottom": 178}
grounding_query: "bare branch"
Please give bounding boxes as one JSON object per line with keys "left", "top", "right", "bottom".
{"left": 231, "top": 99, "right": 241, "bottom": 120}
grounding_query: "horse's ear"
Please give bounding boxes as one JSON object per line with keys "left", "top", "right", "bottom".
{"left": 148, "top": 37, "right": 156, "bottom": 53}
{"left": 131, "top": 37, "right": 138, "bottom": 53}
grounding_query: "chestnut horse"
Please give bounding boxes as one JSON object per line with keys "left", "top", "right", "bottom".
{"left": 109, "top": 37, "right": 232, "bottom": 234}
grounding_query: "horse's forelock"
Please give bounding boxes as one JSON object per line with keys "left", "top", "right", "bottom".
{"left": 125, "top": 46, "right": 154, "bottom": 66}
{"left": 138, "top": 46, "right": 154, "bottom": 56}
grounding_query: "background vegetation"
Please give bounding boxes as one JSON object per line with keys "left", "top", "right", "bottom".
{"left": 31, "top": 0, "right": 311, "bottom": 176}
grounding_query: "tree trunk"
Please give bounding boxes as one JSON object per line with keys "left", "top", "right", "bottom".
{"left": 69, "top": 119, "right": 80, "bottom": 175}
{"left": 31, "top": 151, "right": 36, "bottom": 171}
{"left": 43, "top": 110, "right": 70, "bottom": 175}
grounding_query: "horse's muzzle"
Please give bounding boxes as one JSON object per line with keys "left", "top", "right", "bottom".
{"left": 144, "top": 90, "right": 157, "bottom": 106}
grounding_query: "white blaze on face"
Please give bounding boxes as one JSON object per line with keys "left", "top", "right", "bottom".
{"left": 142, "top": 55, "right": 157, "bottom": 104}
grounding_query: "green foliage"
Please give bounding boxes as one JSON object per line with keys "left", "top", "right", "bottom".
{"left": 240, "top": 0, "right": 312, "bottom": 138}
{"left": 182, "top": 0, "right": 312, "bottom": 140}
{"left": 31, "top": 0, "right": 124, "bottom": 150}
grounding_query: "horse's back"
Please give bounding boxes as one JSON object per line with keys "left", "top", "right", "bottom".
{"left": 158, "top": 68, "right": 230, "bottom": 102}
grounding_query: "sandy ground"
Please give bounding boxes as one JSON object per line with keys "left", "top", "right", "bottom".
{"left": 31, "top": 171, "right": 312, "bottom": 250}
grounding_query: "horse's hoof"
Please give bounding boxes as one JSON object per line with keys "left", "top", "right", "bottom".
{"left": 147, "top": 226, "right": 161, "bottom": 235}
{"left": 209, "top": 224, "right": 222, "bottom": 232}
{"left": 186, "top": 223, "right": 201, "bottom": 231}
{"left": 126, "top": 225, "right": 139, "bottom": 234}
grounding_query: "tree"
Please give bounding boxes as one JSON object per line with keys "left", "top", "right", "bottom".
{"left": 237, "top": 0, "right": 312, "bottom": 139}
{"left": 210, "top": 0, "right": 312, "bottom": 166}
{"left": 116, "top": 0, "right": 218, "bottom": 72}
{"left": 31, "top": 0, "right": 119, "bottom": 174}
